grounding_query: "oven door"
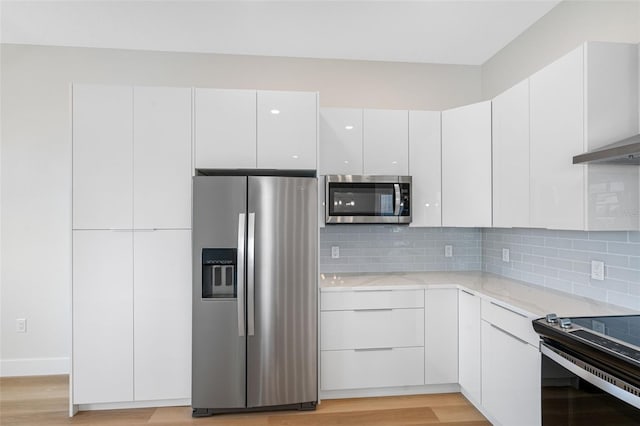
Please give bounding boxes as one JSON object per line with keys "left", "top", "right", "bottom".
{"left": 325, "top": 175, "right": 411, "bottom": 224}
{"left": 541, "top": 343, "right": 640, "bottom": 425}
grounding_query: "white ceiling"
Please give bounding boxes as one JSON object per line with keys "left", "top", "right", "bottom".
{"left": 0, "top": 0, "right": 560, "bottom": 65}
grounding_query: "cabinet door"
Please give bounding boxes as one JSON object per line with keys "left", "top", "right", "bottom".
{"left": 73, "top": 230, "right": 133, "bottom": 404}
{"left": 318, "top": 177, "right": 325, "bottom": 229}
{"left": 481, "top": 321, "right": 541, "bottom": 426}
{"left": 319, "top": 108, "right": 363, "bottom": 175}
{"left": 409, "top": 111, "right": 441, "bottom": 227}
{"left": 363, "top": 109, "right": 409, "bottom": 175}
{"left": 425, "top": 289, "right": 458, "bottom": 384}
{"left": 73, "top": 85, "right": 133, "bottom": 229}
{"left": 442, "top": 101, "right": 492, "bottom": 227}
{"left": 134, "top": 87, "right": 192, "bottom": 229}
{"left": 195, "top": 88, "right": 256, "bottom": 169}
{"left": 530, "top": 46, "right": 585, "bottom": 230}
{"left": 458, "top": 290, "right": 481, "bottom": 404}
{"left": 257, "top": 91, "right": 317, "bottom": 170}
{"left": 133, "top": 230, "right": 191, "bottom": 401}
{"left": 493, "top": 80, "right": 531, "bottom": 228}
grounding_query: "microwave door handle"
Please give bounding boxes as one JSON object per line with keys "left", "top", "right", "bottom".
{"left": 393, "top": 184, "right": 401, "bottom": 216}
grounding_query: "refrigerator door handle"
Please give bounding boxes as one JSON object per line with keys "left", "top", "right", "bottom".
{"left": 247, "top": 212, "right": 256, "bottom": 336}
{"left": 237, "top": 213, "right": 246, "bottom": 337}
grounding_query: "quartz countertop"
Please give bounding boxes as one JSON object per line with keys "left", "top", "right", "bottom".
{"left": 319, "top": 271, "right": 635, "bottom": 318}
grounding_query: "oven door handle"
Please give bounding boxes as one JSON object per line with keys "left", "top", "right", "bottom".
{"left": 393, "top": 184, "right": 401, "bottom": 216}
{"left": 541, "top": 342, "right": 640, "bottom": 410}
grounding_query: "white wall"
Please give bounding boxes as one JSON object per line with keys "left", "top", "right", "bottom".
{"left": 0, "top": 43, "right": 481, "bottom": 375}
{"left": 482, "top": 0, "right": 640, "bottom": 98}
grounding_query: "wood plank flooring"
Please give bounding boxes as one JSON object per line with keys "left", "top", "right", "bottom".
{"left": 1, "top": 375, "right": 491, "bottom": 425}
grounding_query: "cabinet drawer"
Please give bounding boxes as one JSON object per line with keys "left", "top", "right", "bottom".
{"left": 321, "top": 308, "right": 424, "bottom": 350}
{"left": 321, "top": 289, "right": 424, "bottom": 311}
{"left": 321, "top": 347, "right": 424, "bottom": 390}
{"left": 481, "top": 299, "right": 539, "bottom": 346}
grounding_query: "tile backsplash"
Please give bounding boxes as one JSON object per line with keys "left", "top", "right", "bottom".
{"left": 483, "top": 229, "right": 640, "bottom": 310}
{"left": 319, "top": 226, "right": 640, "bottom": 310}
{"left": 320, "top": 226, "right": 482, "bottom": 273}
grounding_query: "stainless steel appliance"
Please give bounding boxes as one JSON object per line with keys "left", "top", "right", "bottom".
{"left": 533, "top": 314, "right": 640, "bottom": 424}
{"left": 192, "top": 174, "right": 318, "bottom": 416}
{"left": 325, "top": 175, "right": 411, "bottom": 224}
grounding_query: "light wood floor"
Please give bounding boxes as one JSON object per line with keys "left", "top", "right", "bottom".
{"left": 1, "top": 375, "right": 491, "bottom": 425}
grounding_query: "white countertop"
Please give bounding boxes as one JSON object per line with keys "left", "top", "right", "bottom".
{"left": 320, "top": 271, "right": 636, "bottom": 318}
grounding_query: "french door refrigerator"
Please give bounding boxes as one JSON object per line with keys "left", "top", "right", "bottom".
{"left": 192, "top": 175, "right": 318, "bottom": 416}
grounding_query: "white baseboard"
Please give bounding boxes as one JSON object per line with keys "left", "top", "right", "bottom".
{"left": 320, "top": 383, "right": 460, "bottom": 400}
{"left": 0, "top": 357, "right": 70, "bottom": 377}
{"left": 76, "top": 398, "right": 190, "bottom": 414}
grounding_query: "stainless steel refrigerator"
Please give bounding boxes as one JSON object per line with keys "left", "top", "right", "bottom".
{"left": 192, "top": 174, "right": 318, "bottom": 417}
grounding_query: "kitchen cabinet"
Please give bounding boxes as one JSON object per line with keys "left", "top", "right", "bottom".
{"left": 257, "top": 90, "right": 318, "bottom": 170}
{"left": 492, "top": 79, "right": 530, "bottom": 228}
{"left": 441, "top": 101, "right": 492, "bottom": 227}
{"left": 194, "top": 88, "right": 257, "bottom": 169}
{"left": 320, "top": 289, "right": 425, "bottom": 392}
{"left": 72, "top": 85, "right": 133, "bottom": 230}
{"left": 481, "top": 321, "right": 541, "bottom": 426}
{"left": 458, "top": 289, "right": 481, "bottom": 404}
{"left": 195, "top": 89, "right": 318, "bottom": 171}
{"left": 409, "top": 111, "right": 442, "bottom": 227}
{"left": 530, "top": 42, "right": 639, "bottom": 230}
{"left": 363, "top": 109, "right": 409, "bottom": 175}
{"left": 133, "top": 86, "right": 192, "bottom": 229}
{"left": 73, "top": 84, "right": 192, "bottom": 230}
{"left": 319, "top": 108, "right": 363, "bottom": 175}
{"left": 133, "top": 230, "right": 191, "bottom": 401}
{"left": 425, "top": 289, "right": 458, "bottom": 384}
{"left": 72, "top": 230, "right": 134, "bottom": 404}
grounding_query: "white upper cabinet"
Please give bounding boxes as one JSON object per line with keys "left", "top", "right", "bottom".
{"left": 363, "top": 109, "right": 409, "bottom": 175}
{"left": 133, "top": 87, "right": 192, "bottom": 230}
{"left": 530, "top": 46, "right": 585, "bottom": 230}
{"left": 257, "top": 91, "right": 318, "bottom": 170}
{"left": 492, "top": 79, "right": 530, "bottom": 228}
{"left": 441, "top": 101, "right": 492, "bottom": 227}
{"left": 194, "top": 89, "right": 257, "bottom": 169}
{"left": 319, "top": 108, "right": 363, "bottom": 175}
{"left": 409, "top": 111, "right": 442, "bottom": 227}
{"left": 530, "top": 42, "right": 639, "bottom": 231}
{"left": 73, "top": 85, "right": 133, "bottom": 230}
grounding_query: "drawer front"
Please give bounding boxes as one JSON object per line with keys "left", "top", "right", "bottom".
{"left": 321, "top": 289, "right": 424, "bottom": 311}
{"left": 321, "top": 308, "right": 424, "bottom": 350}
{"left": 321, "top": 347, "right": 424, "bottom": 390}
{"left": 481, "top": 299, "right": 539, "bottom": 346}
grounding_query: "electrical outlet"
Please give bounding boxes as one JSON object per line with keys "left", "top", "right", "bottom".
{"left": 591, "top": 260, "right": 605, "bottom": 281}
{"left": 331, "top": 246, "right": 340, "bottom": 259}
{"left": 502, "top": 248, "right": 510, "bottom": 262}
{"left": 16, "top": 318, "right": 26, "bottom": 333}
{"left": 444, "top": 245, "right": 453, "bottom": 258}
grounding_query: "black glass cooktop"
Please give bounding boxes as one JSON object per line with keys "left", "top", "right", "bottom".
{"left": 571, "top": 315, "right": 640, "bottom": 349}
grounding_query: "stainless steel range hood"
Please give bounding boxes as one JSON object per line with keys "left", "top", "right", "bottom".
{"left": 573, "top": 134, "right": 640, "bottom": 165}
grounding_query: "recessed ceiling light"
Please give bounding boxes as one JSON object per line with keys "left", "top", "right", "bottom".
{"left": 344, "top": 160, "right": 349, "bottom": 164}
{"left": 392, "top": 161, "right": 397, "bottom": 164}
{"left": 270, "top": 109, "right": 280, "bottom": 115}
{"left": 291, "top": 155, "right": 299, "bottom": 159}
{"left": 345, "top": 125, "right": 354, "bottom": 130}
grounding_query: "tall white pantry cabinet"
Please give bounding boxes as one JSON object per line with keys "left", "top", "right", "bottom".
{"left": 72, "top": 85, "right": 192, "bottom": 409}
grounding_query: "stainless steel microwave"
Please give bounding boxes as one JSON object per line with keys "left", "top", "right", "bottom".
{"left": 325, "top": 175, "right": 411, "bottom": 224}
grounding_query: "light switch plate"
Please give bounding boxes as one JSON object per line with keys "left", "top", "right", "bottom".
{"left": 444, "top": 245, "right": 453, "bottom": 258}
{"left": 331, "top": 246, "right": 340, "bottom": 259}
{"left": 591, "top": 260, "right": 605, "bottom": 281}
{"left": 16, "top": 318, "right": 26, "bottom": 333}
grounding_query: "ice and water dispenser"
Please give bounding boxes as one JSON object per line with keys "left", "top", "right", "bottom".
{"left": 202, "top": 248, "right": 237, "bottom": 299}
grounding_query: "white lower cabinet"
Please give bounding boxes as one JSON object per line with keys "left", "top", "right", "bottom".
{"left": 425, "top": 289, "right": 458, "bottom": 384}
{"left": 72, "top": 230, "right": 191, "bottom": 406}
{"left": 458, "top": 290, "right": 481, "bottom": 404}
{"left": 321, "top": 347, "right": 424, "bottom": 390}
{"left": 481, "top": 321, "right": 541, "bottom": 426}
